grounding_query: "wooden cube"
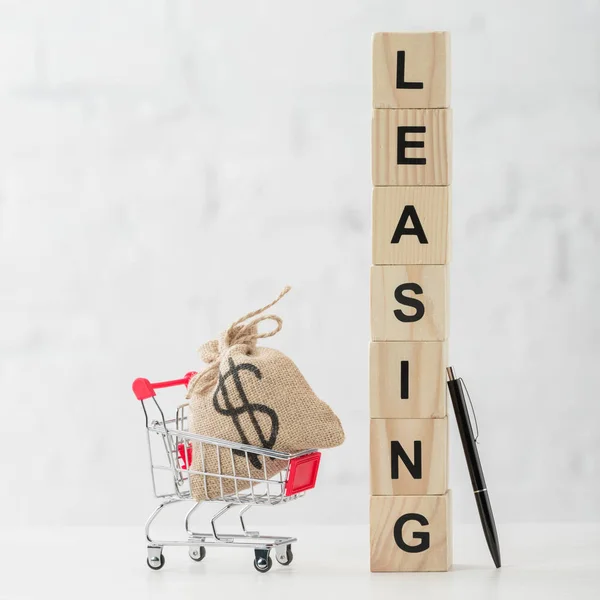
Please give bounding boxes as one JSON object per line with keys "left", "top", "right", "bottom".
{"left": 373, "top": 32, "right": 450, "bottom": 109}
{"left": 370, "top": 341, "right": 447, "bottom": 418}
{"left": 372, "top": 109, "right": 451, "bottom": 186}
{"left": 372, "top": 186, "right": 451, "bottom": 265}
{"left": 370, "top": 418, "right": 447, "bottom": 495}
{"left": 370, "top": 492, "right": 452, "bottom": 572}
{"left": 371, "top": 265, "right": 448, "bottom": 341}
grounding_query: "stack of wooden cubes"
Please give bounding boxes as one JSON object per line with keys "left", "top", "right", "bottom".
{"left": 370, "top": 31, "right": 452, "bottom": 572}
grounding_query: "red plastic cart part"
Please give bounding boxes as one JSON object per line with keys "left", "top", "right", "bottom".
{"left": 178, "top": 444, "right": 193, "bottom": 470}
{"left": 285, "top": 452, "right": 321, "bottom": 496}
{"left": 132, "top": 372, "right": 197, "bottom": 400}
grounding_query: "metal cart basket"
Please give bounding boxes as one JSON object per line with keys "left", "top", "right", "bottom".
{"left": 132, "top": 373, "right": 321, "bottom": 573}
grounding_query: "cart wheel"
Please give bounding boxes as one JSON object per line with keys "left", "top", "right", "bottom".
{"left": 189, "top": 546, "right": 206, "bottom": 562}
{"left": 253, "top": 548, "right": 272, "bottom": 573}
{"left": 253, "top": 556, "right": 272, "bottom": 573}
{"left": 275, "top": 545, "right": 293, "bottom": 566}
{"left": 147, "top": 554, "right": 165, "bottom": 570}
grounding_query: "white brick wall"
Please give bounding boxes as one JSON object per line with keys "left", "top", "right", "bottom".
{"left": 1, "top": 0, "right": 599, "bottom": 526}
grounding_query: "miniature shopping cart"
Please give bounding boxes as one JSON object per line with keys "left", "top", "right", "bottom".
{"left": 132, "top": 373, "right": 321, "bottom": 573}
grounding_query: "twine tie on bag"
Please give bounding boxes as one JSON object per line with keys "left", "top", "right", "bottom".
{"left": 187, "top": 286, "right": 291, "bottom": 396}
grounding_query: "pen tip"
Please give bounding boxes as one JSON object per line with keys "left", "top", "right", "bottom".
{"left": 446, "top": 366, "right": 456, "bottom": 380}
{"left": 492, "top": 548, "right": 502, "bottom": 568}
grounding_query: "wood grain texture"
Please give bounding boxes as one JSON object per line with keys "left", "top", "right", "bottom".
{"left": 370, "top": 265, "right": 448, "bottom": 341}
{"left": 372, "top": 109, "right": 452, "bottom": 186}
{"left": 370, "top": 418, "right": 448, "bottom": 495}
{"left": 370, "top": 492, "right": 452, "bottom": 572}
{"left": 372, "top": 186, "right": 451, "bottom": 265}
{"left": 372, "top": 32, "right": 450, "bottom": 109}
{"left": 370, "top": 341, "right": 447, "bottom": 418}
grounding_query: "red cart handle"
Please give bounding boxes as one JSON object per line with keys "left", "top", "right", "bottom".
{"left": 132, "top": 372, "right": 197, "bottom": 401}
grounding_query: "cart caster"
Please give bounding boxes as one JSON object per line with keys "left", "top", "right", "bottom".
{"left": 253, "top": 549, "right": 272, "bottom": 573}
{"left": 189, "top": 546, "right": 206, "bottom": 562}
{"left": 275, "top": 544, "right": 293, "bottom": 566}
{"left": 147, "top": 547, "right": 165, "bottom": 570}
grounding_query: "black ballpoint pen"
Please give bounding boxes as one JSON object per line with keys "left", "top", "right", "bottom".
{"left": 446, "top": 366, "right": 502, "bottom": 568}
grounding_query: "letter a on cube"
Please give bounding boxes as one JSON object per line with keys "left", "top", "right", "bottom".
{"left": 372, "top": 187, "right": 451, "bottom": 265}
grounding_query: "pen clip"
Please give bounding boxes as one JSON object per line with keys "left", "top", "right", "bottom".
{"left": 458, "top": 377, "right": 480, "bottom": 443}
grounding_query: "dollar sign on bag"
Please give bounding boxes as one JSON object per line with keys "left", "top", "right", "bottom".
{"left": 213, "top": 357, "right": 279, "bottom": 469}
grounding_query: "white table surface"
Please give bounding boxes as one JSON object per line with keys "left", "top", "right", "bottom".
{"left": 2, "top": 523, "right": 599, "bottom": 599}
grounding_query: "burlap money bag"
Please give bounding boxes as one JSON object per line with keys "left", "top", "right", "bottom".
{"left": 186, "top": 287, "right": 344, "bottom": 501}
